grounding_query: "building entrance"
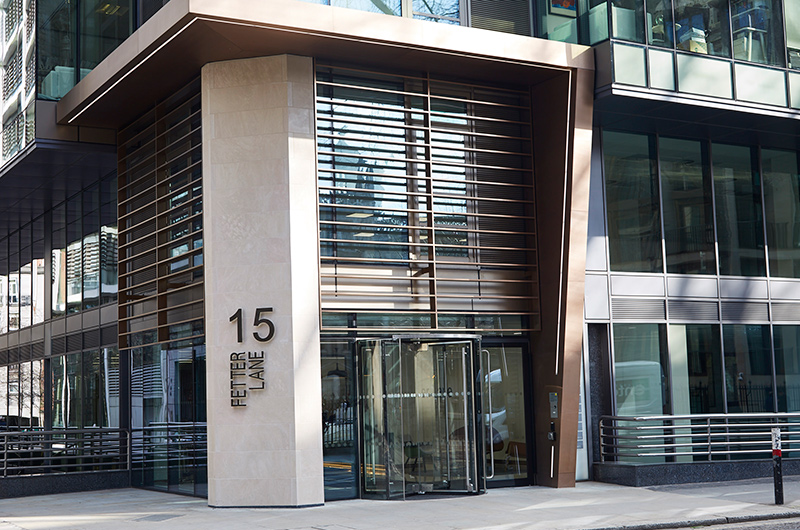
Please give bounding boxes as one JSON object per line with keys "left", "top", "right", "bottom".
{"left": 358, "top": 337, "right": 482, "bottom": 499}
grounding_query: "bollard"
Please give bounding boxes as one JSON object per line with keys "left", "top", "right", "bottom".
{"left": 772, "top": 427, "right": 784, "bottom": 505}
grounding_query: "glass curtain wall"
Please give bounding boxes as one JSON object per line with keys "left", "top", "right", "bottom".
{"left": 603, "top": 131, "right": 782, "bottom": 278}
{"left": 609, "top": 323, "right": 791, "bottom": 417}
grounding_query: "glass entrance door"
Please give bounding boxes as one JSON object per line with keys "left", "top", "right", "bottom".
{"left": 358, "top": 337, "right": 482, "bottom": 498}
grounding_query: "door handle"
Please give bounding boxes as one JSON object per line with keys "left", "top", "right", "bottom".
{"left": 482, "top": 349, "right": 495, "bottom": 480}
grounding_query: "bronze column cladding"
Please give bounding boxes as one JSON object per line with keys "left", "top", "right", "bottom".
{"left": 531, "top": 68, "right": 593, "bottom": 488}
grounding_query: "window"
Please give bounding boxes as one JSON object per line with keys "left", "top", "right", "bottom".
{"left": 613, "top": 324, "right": 670, "bottom": 415}
{"left": 723, "top": 325, "right": 773, "bottom": 413}
{"left": 669, "top": 324, "right": 723, "bottom": 414}
{"left": 762, "top": 148, "right": 800, "bottom": 278}
{"left": 731, "top": 0, "right": 784, "bottom": 66}
{"left": 604, "top": 131, "right": 662, "bottom": 272}
{"left": 712, "top": 143, "right": 766, "bottom": 276}
{"left": 674, "top": 0, "right": 731, "bottom": 57}
{"left": 647, "top": 0, "right": 674, "bottom": 47}
{"left": 660, "top": 137, "right": 716, "bottom": 274}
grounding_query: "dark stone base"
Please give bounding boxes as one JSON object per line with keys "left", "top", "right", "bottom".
{"left": 594, "top": 460, "right": 800, "bottom": 487}
{"left": 0, "top": 470, "right": 130, "bottom": 498}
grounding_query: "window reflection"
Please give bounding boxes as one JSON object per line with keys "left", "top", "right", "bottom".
{"left": 613, "top": 324, "right": 670, "bottom": 415}
{"left": 786, "top": 0, "right": 800, "bottom": 68}
{"left": 299, "top": 0, "right": 401, "bottom": 15}
{"left": 660, "top": 137, "right": 716, "bottom": 274}
{"left": 723, "top": 325, "right": 773, "bottom": 413}
{"left": 19, "top": 259, "right": 31, "bottom": 329}
{"left": 49, "top": 349, "right": 119, "bottom": 428}
{"left": 32, "top": 360, "right": 44, "bottom": 428}
{"left": 37, "top": 0, "right": 77, "bottom": 99}
{"left": 51, "top": 355, "right": 66, "bottom": 428}
{"left": 712, "top": 143, "right": 766, "bottom": 276}
{"left": 603, "top": 131, "right": 662, "bottom": 273}
{"left": 775, "top": 326, "right": 800, "bottom": 412}
{"left": 762, "top": 148, "right": 800, "bottom": 278}
{"left": 412, "top": 0, "right": 460, "bottom": 23}
{"left": 484, "top": 346, "right": 528, "bottom": 482}
{"left": 79, "top": 0, "right": 133, "bottom": 78}
{"left": 669, "top": 324, "right": 723, "bottom": 414}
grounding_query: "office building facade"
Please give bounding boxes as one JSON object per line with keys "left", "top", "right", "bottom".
{"left": 0, "top": 0, "right": 795, "bottom": 507}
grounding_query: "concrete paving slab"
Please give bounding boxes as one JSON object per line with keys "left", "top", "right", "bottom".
{"left": 1, "top": 479, "right": 800, "bottom": 530}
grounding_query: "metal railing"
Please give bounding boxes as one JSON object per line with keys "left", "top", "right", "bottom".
{"left": 0, "top": 428, "right": 128, "bottom": 477}
{"left": 323, "top": 405, "right": 354, "bottom": 448}
{"left": 600, "top": 413, "right": 800, "bottom": 462}
{"left": 130, "top": 423, "right": 207, "bottom": 473}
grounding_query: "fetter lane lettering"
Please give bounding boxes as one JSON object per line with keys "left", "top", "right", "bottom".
{"left": 228, "top": 307, "right": 274, "bottom": 407}
{"left": 229, "top": 351, "right": 266, "bottom": 406}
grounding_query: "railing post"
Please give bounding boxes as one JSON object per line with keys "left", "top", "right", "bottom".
{"left": 707, "top": 418, "right": 712, "bottom": 461}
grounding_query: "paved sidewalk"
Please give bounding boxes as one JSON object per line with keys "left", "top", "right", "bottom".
{"left": 3, "top": 478, "right": 800, "bottom": 530}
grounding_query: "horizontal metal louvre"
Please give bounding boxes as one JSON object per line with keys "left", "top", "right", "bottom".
{"left": 118, "top": 78, "right": 204, "bottom": 350}
{"left": 83, "top": 329, "right": 100, "bottom": 348}
{"left": 66, "top": 332, "right": 82, "bottom": 353}
{"left": 611, "top": 298, "right": 666, "bottom": 320}
{"left": 316, "top": 65, "right": 537, "bottom": 331}
{"left": 31, "top": 341, "right": 44, "bottom": 359}
{"left": 51, "top": 336, "right": 65, "bottom": 356}
{"left": 668, "top": 300, "right": 719, "bottom": 321}
{"left": 470, "top": 0, "right": 531, "bottom": 36}
{"left": 772, "top": 303, "right": 800, "bottom": 322}
{"left": 721, "top": 301, "right": 769, "bottom": 322}
{"left": 101, "top": 325, "right": 118, "bottom": 346}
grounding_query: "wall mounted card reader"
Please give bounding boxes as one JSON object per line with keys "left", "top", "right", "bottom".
{"left": 549, "top": 391, "right": 558, "bottom": 419}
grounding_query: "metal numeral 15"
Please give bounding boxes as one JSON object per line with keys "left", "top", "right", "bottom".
{"left": 229, "top": 307, "right": 275, "bottom": 343}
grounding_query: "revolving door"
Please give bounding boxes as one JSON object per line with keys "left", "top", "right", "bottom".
{"left": 358, "top": 337, "right": 483, "bottom": 498}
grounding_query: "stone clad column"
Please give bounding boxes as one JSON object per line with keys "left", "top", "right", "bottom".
{"left": 201, "top": 55, "right": 323, "bottom": 507}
